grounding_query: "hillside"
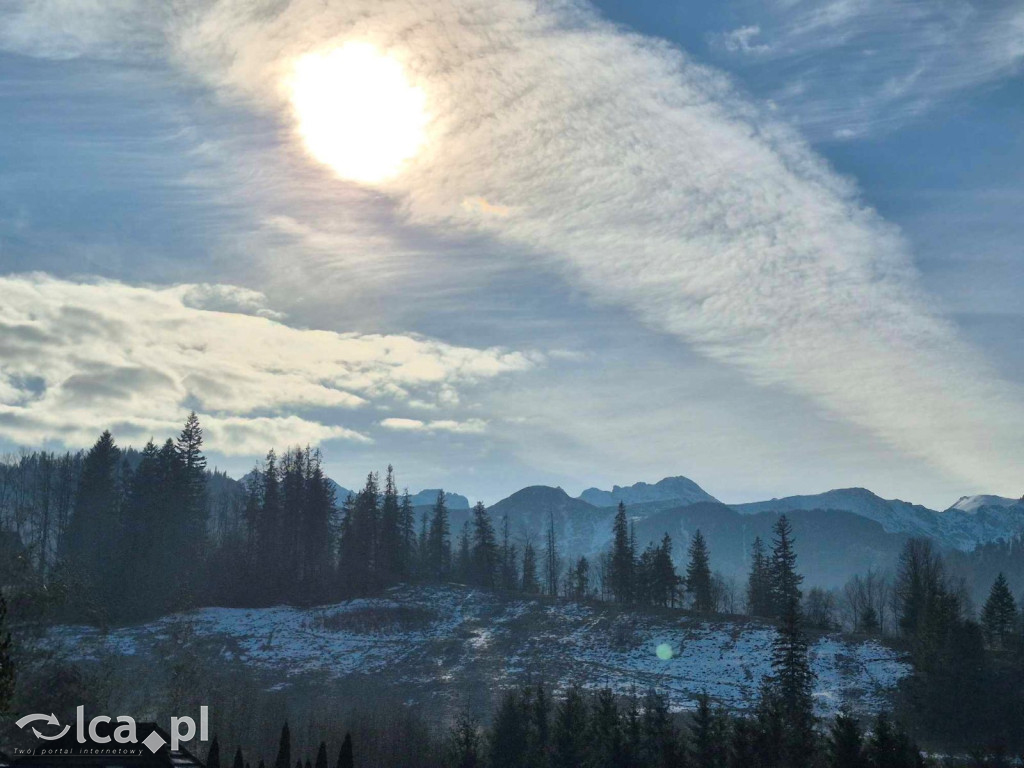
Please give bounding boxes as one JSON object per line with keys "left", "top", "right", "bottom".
{"left": 49, "top": 585, "right": 908, "bottom": 720}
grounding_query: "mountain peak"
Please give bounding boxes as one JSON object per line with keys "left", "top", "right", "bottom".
{"left": 948, "top": 494, "right": 1022, "bottom": 514}
{"left": 578, "top": 475, "right": 718, "bottom": 508}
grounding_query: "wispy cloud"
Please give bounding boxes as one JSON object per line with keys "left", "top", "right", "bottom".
{"left": 0, "top": 273, "right": 534, "bottom": 453}
{"left": 380, "top": 417, "right": 488, "bottom": 434}
{"left": 712, "top": 0, "right": 1024, "bottom": 137}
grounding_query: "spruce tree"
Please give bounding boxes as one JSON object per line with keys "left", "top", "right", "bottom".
{"left": 691, "top": 692, "right": 727, "bottom": 768}
{"left": 447, "top": 713, "right": 481, "bottom": 768}
{"left": 588, "top": 689, "right": 623, "bottom": 768}
{"left": 377, "top": 465, "right": 402, "bottom": 582}
{"left": 62, "top": 430, "right": 122, "bottom": 608}
{"left": 571, "top": 556, "right": 590, "bottom": 600}
{"left": 746, "top": 536, "right": 773, "bottom": 617}
{"left": 499, "top": 515, "right": 519, "bottom": 591}
{"left": 399, "top": 489, "right": 416, "bottom": 579}
{"left": 543, "top": 512, "right": 561, "bottom": 597}
{"left": 427, "top": 490, "right": 451, "bottom": 581}
{"left": 207, "top": 737, "right": 220, "bottom": 768}
{"left": 981, "top": 572, "right": 1018, "bottom": 648}
{"left": 336, "top": 734, "right": 353, "bottom": 768}
{"left": 274, "top": 723, "right": 291, "bottom": 768}
{"left": 686, "top": 530, "right": 714, "bottom": 613}
{"left": 233, "top": 748, "right": 245, "bottom": 768}
{"left": 490, "top": 690, "right": 529, "bottom": 768}
{"left": 455, "top": 520, "right": 472, "bottom": 583}
{"left": 653, "top": 534, "right": 679, "bottom": 607}
{"left": 770, "top": 515, "right": 802, "bottom": 616}
{"left": 640, "top": 690, "right": 681, "bottom": 768}
{"left": 522, "top": 540, "right": 540, "bottom": 593}
{"left": 314, "top": 743, "right": 327, "bottom": 768}
{"left": 763, "top": 514, "right": 815, "bottom": 768}
{"left": 470, "top": 501, "right": 498, "bottom": 588}
{"left": 350, "top": 473, "right": 380, "bottom": 592}
{"left": 610, "top": 502, "right": 634, "bottom": 603}
{"left": 551, "top": 686, "right": 588, "bottom": 768}
{"left": 828, "top": 712, "right": 865, "bottom": 768}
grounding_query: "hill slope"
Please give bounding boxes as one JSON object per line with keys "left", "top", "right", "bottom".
{"left": 51, "top": 585, "right": 908, "bottom": 719}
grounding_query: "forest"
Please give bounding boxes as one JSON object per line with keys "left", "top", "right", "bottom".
{"left": 2, "top": 414, "right": 1024, "bottom": 762}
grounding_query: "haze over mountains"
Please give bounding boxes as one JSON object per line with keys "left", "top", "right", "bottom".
{"left": 250, "top": 469, "right": 1021, "bottom": 588}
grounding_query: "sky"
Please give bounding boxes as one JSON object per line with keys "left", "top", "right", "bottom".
{"left": 0, "top": 0, "right": 1021, "bottom": 509}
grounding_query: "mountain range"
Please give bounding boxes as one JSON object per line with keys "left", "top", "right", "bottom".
{"left": 242, "top": 469, "right": 1021, "bottom": 587}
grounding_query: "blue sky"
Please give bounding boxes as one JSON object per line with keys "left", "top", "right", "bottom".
{"left": 0, "top": 0, "right": 1021, "bottom": 509}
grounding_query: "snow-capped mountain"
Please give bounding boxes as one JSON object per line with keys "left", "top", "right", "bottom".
{"left": 579, "top": 475, "right": 718, "bottom": 508}
{"left": 732, "top": 488, "right": 1024, "bottom": 551}
{"left": 948, "top": 494, "right": 1022, "bottom": 514}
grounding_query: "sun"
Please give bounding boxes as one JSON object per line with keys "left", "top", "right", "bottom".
{"left": 289, "top": 42, "right": 428, "bottom": 184}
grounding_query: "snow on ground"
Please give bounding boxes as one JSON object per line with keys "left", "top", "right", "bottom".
{"left": 48, "top": 585, "right": 909, "bottom": 716}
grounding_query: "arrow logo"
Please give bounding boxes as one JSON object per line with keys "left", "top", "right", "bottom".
{"left": 15, "top": 713, "right": 70, "bottom": 740}
{"left": 33, "top": 725, "right": 71, "bottom": 740}
{"left": 15, "top": 713, "right": 60, "bottom": 730}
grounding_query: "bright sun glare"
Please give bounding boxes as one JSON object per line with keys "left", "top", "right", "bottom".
{"left": 289, "top": 42, "right": 427, "bottom": 184}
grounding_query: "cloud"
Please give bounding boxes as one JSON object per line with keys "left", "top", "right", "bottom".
{"left": 2, "top": 0, "right": 1023, "bottom": 493}
{"left": 0, "top": 273, "right": 534, "bottom": 453}
{"left": 713, "top": 26, "right": 772, "bottom": 56}
{"left": 711, "top": 0, "right": 1024, "bottom": 136}
{"left": 380, "top": 417, "right": 488, "bottom": 434}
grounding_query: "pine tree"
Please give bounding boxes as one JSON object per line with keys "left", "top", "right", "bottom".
{"left": 62, "top": 430, "right": 122, "bottom": 608}
{"left": 259, "top": 450, "right": 283, "bottom": 599}
{"left": 981, "top": 572, "right": 1018, "bottom": 648}
{"left": 588, "top": 689, "right": 623, "bottom": 768}
{"left": 274, "top": 723, "right": 291, "bottom": 768}
{"left": 490, "top": 690, "right": 529, "bottom": 768}
{"left": 314, "top": 743, "right": 327, "bottom": 768}
{"left": 377, "top": 465, "right": 402, "bottom": 582}
{"left": 499, "top": 515, "right": 519, "bottom": 591}
{"left": 640, "top": 690, "right": 681, "bottom": 768}
{"left": 770, "top": 515, "right": 802, "bottom": 616}
{"left": 350, "top": 472, "right": 380, "bottom": 592}
{"left": 301, "top": 450, "right": 334, "bottom": 598}
{"left": 551, "top": 686, "right": 588, "bottom": 768}
{"left": 233, "top": 748, "right": 245, "bottom": 768}
{"left": 427, "top": 490, "right": 451, "bottom": 581}
{"left": 522, "top": 540, "right": 540, "bottom": 593}
{"left": 610, "top": 502, "right": 634, "bottom": 604}
{"left": 470, "top": 501, "right": 498, "bottom": 588}
{"left": 746, "top": 536, "right": 773, "bottom": 617}
{"left": 399, "top": 489, "right": 416, "bottom": 579}
{"left": 543, "top": 512, "right": 561, "bottom": 596}
{"left": 728, "top": 717, "right": 757, "bottom": 768}
{"left": 653, "top": 534, "right": 679, "bottom": 607}
{"left": 570, "top": 556, "right": 590, "bottom": 600}
{"left": 691, "top": 692, "right": 727, "bottom": 768}
{"left": 527, "top": 683, "right": 551, "bottom": 768}
{"left": 686, "top": 530, "right": 714, "bottom": 613}
{"left": 455, "top": 520, "right": 472, "bottom": 583}
{"left": 828, "top": 712, "right": 865, "bottom": 768}
{"left": 763, "top": 514, "right": 815, "bottom": 768}
{"left": 207, "top": 737, "right": 221, "bottom": 768}
{"left": 447, "top": 713, "right": 482, "bottom": 768}
{"left": 336, "top": 734, "right": 353, "bottom": 768}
